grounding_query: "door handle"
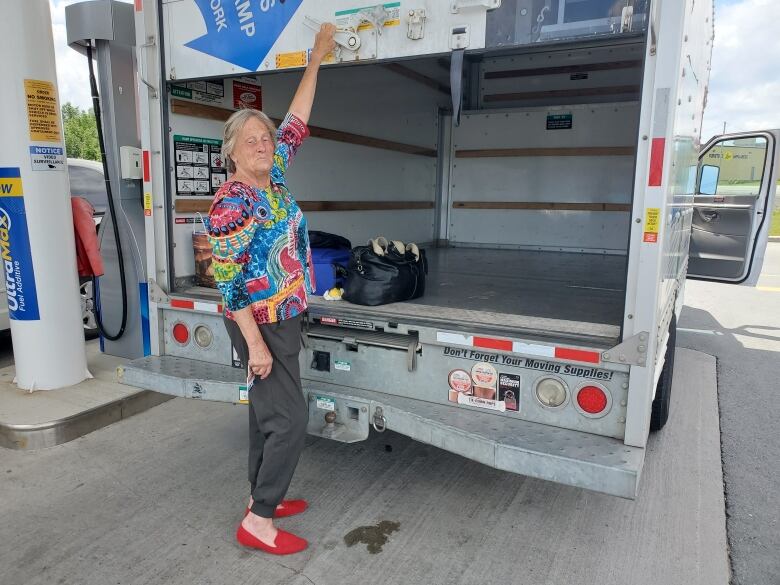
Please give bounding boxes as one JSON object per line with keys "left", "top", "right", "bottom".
{"left": 701, "top": 211, "right": 719, "bottom": 222}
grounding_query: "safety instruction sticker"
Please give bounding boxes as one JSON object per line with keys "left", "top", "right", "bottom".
{"left": 0, "top": 168, "right": 40, "bottom": 321}
{"left": 643, "top": 207, "right": 660, "bottom": 243}
{"left": 335, "top": 2, "right": 402, "bottom": 30}
{"left": 276, "top": 51, "right": 308, "bottom": 69}
{"left": 173, "top": 135, "right": 226, "bottom": 196}
{"left": 24, "top": 80, "right": 61, "bottom": 142}
{"left": 238, "top": 385, "right": 249, "bottom": 404}
{"left": 29, "top": 145, "right": 65, "bottom": 171}
{"left": 316, "top": 396, "right": 336, "bottom": 411}
{"left": 144, "top": 193, "right": 153, "bottom": 217}
{"left": 334, "top": 360, "right": 351, "bottom": 372}
{"left": 171, "top": 79, "right": 225, "bottom": 105}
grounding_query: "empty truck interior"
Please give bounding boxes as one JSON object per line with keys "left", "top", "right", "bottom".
{"left": 172, "top": 36, "right": 647, "bottom": 351}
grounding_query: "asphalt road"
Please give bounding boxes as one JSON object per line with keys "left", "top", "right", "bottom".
{"left": 678, "top": 242, "right": 780, "bottom": 585}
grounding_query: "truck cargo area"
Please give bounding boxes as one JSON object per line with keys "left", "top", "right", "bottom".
{"left": 179, "top": 247, "right": 626, "bottom": 345}
{"left": 170, "top": 38, "right": 645, "bottom": 347}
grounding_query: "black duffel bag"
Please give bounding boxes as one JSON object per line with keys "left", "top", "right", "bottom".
{"left": 308, "top": 230, "right": 352, "bottom": 250}
{"left": 342, "top": 242, "right": 427, "bottom": 306}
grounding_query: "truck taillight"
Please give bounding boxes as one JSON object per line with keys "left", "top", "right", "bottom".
{"left": 535, "top": 377, "right": 568, "bottom": 408}
{"left": 575, "top": 384, "right": 610, "bottom": 416}
{"left": 193, "top": 325, "right": 213, "bottom": 348}
{"left": 172, "top": 322, "right": 189, "bottom": 345}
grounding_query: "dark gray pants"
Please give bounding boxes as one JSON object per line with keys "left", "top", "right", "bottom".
{"left": 224, "top": 314, "right": 308, "bottom": 518}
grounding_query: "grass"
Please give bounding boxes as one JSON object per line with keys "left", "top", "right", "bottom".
{"left": 771, "top": 209, "right": 780, "bottom": 237}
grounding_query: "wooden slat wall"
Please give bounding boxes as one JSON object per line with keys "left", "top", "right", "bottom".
{"left": 483, "top": 85, "right": 641, "bottom": 103}
{"left": 175, "top": 199, "right": 434, "bottom": 214}
{"left": 170, "top": 99, "right": 436, "bottom": 157}
{"left": 455, "top": 146, "right": 636, "bottom": 158}
{"left": 453, "top": 202, "right": 631, "bottom": 212}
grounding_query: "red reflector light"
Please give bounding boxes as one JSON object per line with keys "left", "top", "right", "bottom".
{"left": 577, "top": 385, "right": 608, "bottom": 414}
{"left": 172, "top": 322, "right": 190, "bottom": 345}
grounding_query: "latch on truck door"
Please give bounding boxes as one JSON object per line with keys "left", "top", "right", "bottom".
{"left": 304, "top": 7, "right": 390, "bottom": 62}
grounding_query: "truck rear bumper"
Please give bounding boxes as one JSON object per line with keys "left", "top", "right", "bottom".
{"left": 119, "top": 356, "right": 644, "bottom": 499}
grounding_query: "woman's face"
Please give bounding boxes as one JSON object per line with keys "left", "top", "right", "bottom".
{"left": 231, "top": 117, "right": 274, "bottom": 179}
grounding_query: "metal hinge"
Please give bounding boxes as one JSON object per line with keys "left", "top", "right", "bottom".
{"left": 602, "top": 332, "right": 650, "bottom": 367}
{"left": 147, "top": 278, "right": 170, "bottom": 304}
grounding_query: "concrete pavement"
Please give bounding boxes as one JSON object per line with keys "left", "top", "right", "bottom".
{"left": 0, "top": 348, "right": 726, "bottom": 585}
{"left": 678, "top": 242, "right": 780, "bottom": 585}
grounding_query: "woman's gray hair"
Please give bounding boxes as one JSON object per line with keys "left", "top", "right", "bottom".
{"left": 222, "top": 108, "right": 277, "bottom": 175}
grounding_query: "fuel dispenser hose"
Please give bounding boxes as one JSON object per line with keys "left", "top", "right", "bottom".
{"left": 86, "top": 43, "right": 128, "bottom": 341}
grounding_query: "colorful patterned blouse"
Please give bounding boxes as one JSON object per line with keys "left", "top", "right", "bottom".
{"left": 205, "top": 113, "right": 315, "bottom": 324}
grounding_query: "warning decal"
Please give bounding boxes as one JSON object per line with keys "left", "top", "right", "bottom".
{"left": 29, "top": 145, "right": 65, "bottom": 171}
{"left": 24, "top": 79, "right": 62, "bottom": 142}
{"left": 643, "top": 207, "right": 660, "bottom": 243}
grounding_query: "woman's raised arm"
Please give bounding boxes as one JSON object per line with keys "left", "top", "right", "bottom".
{"left": 288, "top": 23, "right": 336, "bottom": 125}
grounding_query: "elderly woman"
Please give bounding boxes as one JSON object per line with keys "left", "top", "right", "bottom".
{"left": 206, "top": 24, "right": 336, "bottom": 555}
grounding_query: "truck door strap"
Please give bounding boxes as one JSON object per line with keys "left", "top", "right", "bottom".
{"left": 450, "top": 48, "right": 465, "bottom": 126}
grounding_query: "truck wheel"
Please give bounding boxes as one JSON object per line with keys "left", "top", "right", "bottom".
{"left": 650, "top": 313, "right": 676, "bottom": 432}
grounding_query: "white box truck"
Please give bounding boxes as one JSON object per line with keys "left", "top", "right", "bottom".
{"left": 115, "top": 0, "right": 776, "bottom": 498}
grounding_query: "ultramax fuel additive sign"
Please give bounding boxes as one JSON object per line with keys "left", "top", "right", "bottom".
{"left": 0, "top": 168, "right": 40, "bottom": 320}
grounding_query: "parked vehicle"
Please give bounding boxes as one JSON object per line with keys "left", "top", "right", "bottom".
{"left": 86, "top": 0, "right": 777, "bottom": 498}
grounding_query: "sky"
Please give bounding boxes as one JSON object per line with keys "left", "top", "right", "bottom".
{"left": 51, "top": 0, "right": 779, "bottom": 142}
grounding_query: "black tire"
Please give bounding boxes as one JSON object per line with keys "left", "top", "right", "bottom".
{"left": 80, "top": 277, "right": 100, "bottom": 340}
{"left": 650, "top": 313, "right": 676, "bottom": 432}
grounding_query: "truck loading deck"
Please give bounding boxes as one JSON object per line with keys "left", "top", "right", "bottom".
{"left": 179, "top": 247, "right": 625, "bottom": 346}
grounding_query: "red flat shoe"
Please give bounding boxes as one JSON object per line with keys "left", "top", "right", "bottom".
{"left": 236, "top": 524, "right": 308, "bottom": 555}
{"left": 244, "top": 499, "right": 309, "bottom": 518}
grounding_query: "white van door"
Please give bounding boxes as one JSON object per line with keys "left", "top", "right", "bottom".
{"left": 688, "top": 130, "right": 779, "bottom": 285}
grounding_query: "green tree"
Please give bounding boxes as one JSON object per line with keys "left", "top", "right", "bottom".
{"left": 62, "top": 102, "right": 101, "bottom": 161}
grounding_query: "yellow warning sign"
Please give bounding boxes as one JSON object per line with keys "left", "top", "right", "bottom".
{"left": 275, "top": 51, "right": 308, "bottom": 69}
{"left": 643, "top": 207, "right": 660, "bottom": 243}
{"left": 143, "top": 192, "right": 153, "bottom": 217}
{"left": 24, "top": 79, "right": 62, "bottom": 142}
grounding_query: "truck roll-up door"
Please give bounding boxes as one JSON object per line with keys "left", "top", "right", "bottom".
{"left": 688, "top": 130, "right": 779, "bottom": 285}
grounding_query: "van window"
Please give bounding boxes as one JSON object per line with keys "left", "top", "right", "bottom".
{"left": 68, "top": 165, "right": 108, "bottom": 213}
{"left": 699, "top": 136, "right": 769, "bottom": 197}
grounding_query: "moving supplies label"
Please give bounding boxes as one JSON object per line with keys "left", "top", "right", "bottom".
{"left": 643, "top": 207, "right": 660, "bottom": 243}
{"left": 0, "top": 168, "right": 40, "bottom": 320}
{"left": 24, "top": 80, "right": 62, "bottom": 142}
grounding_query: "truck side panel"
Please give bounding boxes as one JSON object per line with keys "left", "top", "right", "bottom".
{"left": 622, "top": 0, "right": 713, "bottom": 447}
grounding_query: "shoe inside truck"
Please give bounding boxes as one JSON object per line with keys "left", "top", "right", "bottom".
{"left": 127, "top": 0, "right": 753, "bottom": 499}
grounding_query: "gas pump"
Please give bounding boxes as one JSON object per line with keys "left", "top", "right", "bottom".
{"left": 65, "top": 0, "right": 149, "bottom": 359}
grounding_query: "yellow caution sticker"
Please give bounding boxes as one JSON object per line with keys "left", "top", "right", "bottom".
{"left": 276, "top": 51, "right": 308, "bottom": 69}
{"left": 24, "top": 79, "right": 62, "bottom": 142}
{"left": 643, "top": 207, "right": 660, "bottom": 243}
{"left": 143, "top": 192, "right": 153, "bottom": 217}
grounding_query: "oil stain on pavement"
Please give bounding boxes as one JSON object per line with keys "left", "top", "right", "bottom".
{"left": 343, "top": 521, "right": 400, "bottom": 554}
